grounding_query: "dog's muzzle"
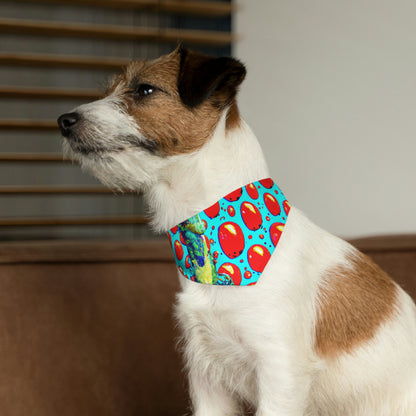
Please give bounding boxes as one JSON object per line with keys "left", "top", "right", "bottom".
{"left": 57, "top": 112, "right": 80, "bottom": 137}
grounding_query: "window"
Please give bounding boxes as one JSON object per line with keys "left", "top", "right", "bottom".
{"left": 0, "top": 0, "right": 233, "bottom": 240}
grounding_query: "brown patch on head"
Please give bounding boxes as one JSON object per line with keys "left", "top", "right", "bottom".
{"left": 106, "top": 48, "right": 245, "bottom": 156}
{"left": 315, "top": 251, "right": 398, "bottom": 358}
{"left": 225, "top": 98, "right": 241, "bottom": 130}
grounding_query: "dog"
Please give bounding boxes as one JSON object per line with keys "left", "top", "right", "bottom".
{"left": 58, "top": 47, "right": 416, "bottom": 415}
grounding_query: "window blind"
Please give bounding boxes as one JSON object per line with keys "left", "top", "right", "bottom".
{"left": 0, "top": 0, "right": 234, "bottom": 240}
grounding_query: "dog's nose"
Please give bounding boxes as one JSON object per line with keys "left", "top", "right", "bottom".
{"left": 57, "top": 112, "right": 80, "bottom": 136}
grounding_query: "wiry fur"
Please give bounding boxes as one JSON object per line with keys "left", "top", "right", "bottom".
{"left": 58, "top": 48, "right": 416, "bottom": 415}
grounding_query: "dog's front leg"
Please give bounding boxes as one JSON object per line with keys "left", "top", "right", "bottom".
{"left": 189, "top": 368, "right": 241, "bottom": 416}
{"left": 254, "top": 347, "right": 312, "bottom": 416}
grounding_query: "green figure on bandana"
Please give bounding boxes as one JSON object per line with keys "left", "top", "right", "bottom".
{"left": 178, "top": 215, "right": 232, "bottom": 285}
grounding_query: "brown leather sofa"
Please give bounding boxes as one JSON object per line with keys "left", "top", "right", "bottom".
{"left": 0, "top": 236, "right": 415, "bottom": 416}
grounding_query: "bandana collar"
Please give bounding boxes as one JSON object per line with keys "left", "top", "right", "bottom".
{"left": 167, "top": 178, "right": 290, "bottom": 286}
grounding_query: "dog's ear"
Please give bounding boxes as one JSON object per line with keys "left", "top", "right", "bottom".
{"left": 178, "top": 48, "right": 246, "bottom": 108}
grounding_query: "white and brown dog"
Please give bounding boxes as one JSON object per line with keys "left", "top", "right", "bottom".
{"left": 58, "top": 48, "right": 416, "bottom": 415}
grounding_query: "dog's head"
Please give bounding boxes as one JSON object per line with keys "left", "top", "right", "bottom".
{"left": 58, "top": 47, "right": 246, "bottom": 191}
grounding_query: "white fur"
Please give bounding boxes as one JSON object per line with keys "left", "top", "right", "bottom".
{"left": 63, "top": 89, "right": 169, "bottom": 191}
{"left": 145, "top": 113, "right": 269, "bottom": 232}
{"left": 64, "top": 97, "right": 416, "bottom": 415}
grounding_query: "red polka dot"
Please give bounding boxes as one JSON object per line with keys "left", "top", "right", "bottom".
{"left": 218, "top": 263, "right": 242, "bottom": 285}
{"left": 270, "top": 222, "right": 285, "bottom": 247}
{"left": 245, "top": 183, "right": 259, "bottom": 199}
{"left": 174, "top": 240, "right": 184, "bottom": 261}
{"left": 264, "top": 193, "right": 281, "bottom": 216}
{"left": 247, "top": 245, "right": 271, "bottom": 272}
{"left": 259, "top": 178, "right": 274, "bottom": 189}
{"left": 218, "top": 222, "right": 245, "bottom": 259}
{"left": 205, "top": 201, "right": 220, "bottom": 218}
{"left": 227, "top": 205, "right": 235, "bottom": 216}
{"left": 185, "top": 256, "right": 191, "bottom": 268}
{"left": 283, "top": 200, "right": 291, "bottom": 216}
{"left": 240, "top": 201, "right": 262, "bottom": 231}
{"left": 224, "top": 188, "right": 243, "bottom": 202}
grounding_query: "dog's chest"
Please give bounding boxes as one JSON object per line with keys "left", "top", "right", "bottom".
{"left": 176, "top": 288, "right": 257, "bottom": 393}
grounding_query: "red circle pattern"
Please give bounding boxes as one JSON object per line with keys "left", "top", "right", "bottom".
{"left": 169, "top": 179, "right": 290, "bottom": 285}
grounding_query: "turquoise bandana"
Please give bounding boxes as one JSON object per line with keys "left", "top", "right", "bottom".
{"left": 167, "top": 178, "right": 290, "bottom": 286}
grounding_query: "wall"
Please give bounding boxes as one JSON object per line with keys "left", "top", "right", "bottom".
{"left": 234, "top": 0, "right": 416, "bottom": 238}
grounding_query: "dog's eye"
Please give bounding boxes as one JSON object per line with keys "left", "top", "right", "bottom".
{"left": 134, "top": 84, "right": 156, "bottom": 98}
